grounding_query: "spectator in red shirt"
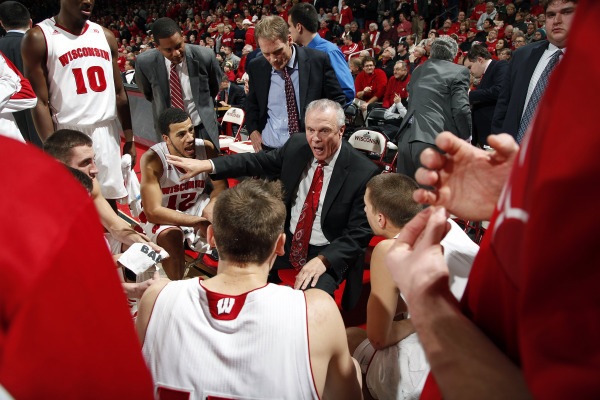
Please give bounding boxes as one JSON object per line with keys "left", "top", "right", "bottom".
{"left": 221, "top": 24, "right": 234, "bottom": 49}
{"left": 439, "top": 18, "right": 456, "bottom": 36}
{"left": 236, "top": 44, "right": 253, "bottom": 83}
{"left": 341, "top": 35, "right": 361, "bottom": 60}
{"left": 382, "top": 60, "right": 410, "bottom": 108}
{"left": 354, "top": 56, "right": 388, "bottom": 112}
{"left": 339, "top": 0, "right": 353, "bottom": 27}
{"left": 396, "top": 12, "right": 412, "bottom": 38}
{"left": 485, "top": 29, "right": 499, "bottom": 56}
{"left": 368, "top": 23, "right": 381, "bottom": 50}
{"left": 242, "top": 19, "right": 256, "bottom": 49}
{"left": 318, "top": 20, "right": 332, "bottom": 41}
{"left": 452, "top": 11, "right": 467, "bottom": 31}
{"left": 470, "top": 0, "right": 487, "bottom": 25}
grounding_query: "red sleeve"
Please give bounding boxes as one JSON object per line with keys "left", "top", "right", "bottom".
{"left": 0, "top": 140, "right": 154, "bottom": 399}
{"left": 373, "top": 69, "right": 388, "bottom": 99}
{"left": 382, "top": 76, "right": 394, "bottom": 108}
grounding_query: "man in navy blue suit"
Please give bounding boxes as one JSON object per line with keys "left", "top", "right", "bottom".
{"left": 464, "top": 44, "right": 508, "bottom": 147}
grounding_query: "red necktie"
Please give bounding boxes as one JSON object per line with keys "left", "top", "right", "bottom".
{"left": 289, "top": 161, "right": 326, "bottom": 270}
{"left": 282, "top": 67, "right": 300, "bottom": 135}
{"left": 170, "top": 63, "right": 185, "bottom": 110}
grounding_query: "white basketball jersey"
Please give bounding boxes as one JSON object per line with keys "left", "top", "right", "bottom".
{"left": 143, "top": 279, "right": 319, "bottom": 400}
{"left": 148, "top": 139, "right": 210, "bottom": 216}
{"left": 37, "top": 18, "right": 117, "bottom": 126}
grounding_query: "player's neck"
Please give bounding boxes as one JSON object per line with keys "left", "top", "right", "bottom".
{"left": 204, "top": 261, "right": 270, "bottom": 295}
{"left": 56, "top": 12, "right": 87, "bottom": 34}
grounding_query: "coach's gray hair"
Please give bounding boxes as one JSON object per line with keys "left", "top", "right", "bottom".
{"left": 430, "top": 36, "right": 459, "bottom": 61}
{"left": 305, "top": 99, "right": 345, "bottom": 128}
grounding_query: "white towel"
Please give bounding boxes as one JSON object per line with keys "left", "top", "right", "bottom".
{"left": 119, "top": 154, "right": 142, "bottom": 217}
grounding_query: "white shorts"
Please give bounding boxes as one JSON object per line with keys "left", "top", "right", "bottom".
{"left": 353, "top": 333, "right": 429, "bottom": 400}
{"left": 57, "top": 119, "right": 127, "bottom": 200}
{"left": 140, "top": 197, "right": 211, "bottom": 253}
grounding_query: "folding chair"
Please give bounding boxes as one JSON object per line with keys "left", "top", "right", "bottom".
{"left": 219, "top": 107, "right": 245, "bottom": 153}
{"left": 348, "top": 129, "right": 398, "bottom": 173}
{"left": 365, "top": 107, "right": 387, "bottom": 128}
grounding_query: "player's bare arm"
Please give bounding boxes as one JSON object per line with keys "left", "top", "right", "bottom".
{"left": 201, "top": 139, "right": 227, "bottom": 222}
{"left": 90, "top": 179, "right": 158, "bottom": 248}
{"left": 22, "top": 26, "right": 54, "bottom": 141}
{"left": 104, "top": 27, "right": 136, "bottom": 166}
{"left": 367, "top": 239, "right": 415, "bottom": 350}
{"left": 135, "top": 278, "right": 171, "bottom": 344}
{"left": 307, "top": 289, "right": 363, "bottom": 399}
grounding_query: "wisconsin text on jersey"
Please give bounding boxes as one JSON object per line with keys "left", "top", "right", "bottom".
{"left": 58, "top": 47, "right": 110, "bottom": 67}
{"left": 161, "top": 180, "right": 206, "bottom": 195}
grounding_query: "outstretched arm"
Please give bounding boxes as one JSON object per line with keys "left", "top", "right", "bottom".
{"left": 385, "top": 207, "right": 531, "bottom": 400}
{"left": 414, "top": 132, "right": 518, "bottom": 221}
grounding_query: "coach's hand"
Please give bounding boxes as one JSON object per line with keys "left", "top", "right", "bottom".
{"left": 294, "top": 256, "right": 327, "bottom": 290}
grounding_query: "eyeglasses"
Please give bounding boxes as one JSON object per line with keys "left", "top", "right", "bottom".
{"left": 515, "top": 40, "right": 526, "bottom": 43}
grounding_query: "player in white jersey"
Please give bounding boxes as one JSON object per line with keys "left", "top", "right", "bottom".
{"left": 22, "top": 0, "right": 135, "bottom": 200}
{"left": 136, "top": 179, "right": 362, "bottom": 400}
{"left": 347, "top": 174, "right": 479, "bottom": 400}
{"left": 0, "top": 51, "right": 37, "bottom": 142}
{"left": 140, "top": 108, "right": 226, "bottom": 280}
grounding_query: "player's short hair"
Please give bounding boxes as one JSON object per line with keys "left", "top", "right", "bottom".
{"left": 44, "top": 129, "right": 93, "bottom": 164}
{"left": 212, "top": 179, "right": 286, "bottom": 265}
{"left": 467, "top": 44, "right": 492, "bottom": 61}
{"left": 158, "top": 108, "right": 190, "bottom": 137}
{"left": 0, "top": 1, "right": 29, "bottom": 30}
{"left": 305, "top": 99, "right": 345, "bottom": 128}
{"left": 366, "top": 174, "right": 423, "bottom": 228}
{"left": 254, "top": 15, "right": 289, "bottom": 43}
{"left": 152, "top": 17, "right": 182, "bottom": 41}
{"left": 67, "top": 166, "right": 93, "bottom": 194}
{"left": 289, "top": 3, "right": 319, "bottom": 33}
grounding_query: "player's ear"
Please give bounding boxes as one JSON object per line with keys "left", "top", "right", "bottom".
{"left": 274, "top": 233, "right": 286, "bottom": 256}
{"left": 207, "top": 225, "right": 217, "bottom": 248}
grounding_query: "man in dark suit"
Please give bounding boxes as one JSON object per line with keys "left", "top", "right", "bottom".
{"left": 464, "top": 44, "right": 508, "bottom": 147}
{"left": 121, "top": 58, "right": 136, "bottom": 85}
{"left": 491, "top": 0, "right": 577, "bottom": 142}
{"left": 246, "top": 16, "right": 345, "bottom": 152}
{"left": 216, "top": 75, "right": 246, "bottom": 110}
{"left": 0, "top": 1, "right": 40, "bottom": 147}
{"left": 394, "top": 36, "right": 471, "bottom": 179}
{"left": 136, "top": 17, "right": 222, "bottom": 148}
{"left": 167, "top": 99, "right": 379, "bottom": 310}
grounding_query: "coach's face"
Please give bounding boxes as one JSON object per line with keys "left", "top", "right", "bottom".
{"left": 258, "top": 35, "right": 293, "bottom": 71}
{"left": 305, "top": 107, "right": 344, "bottom": 161}
{"left": 68, "top": 145, "right": 98, "bottom": 179}
{"left": 156, "top": 32, "right": 186, "bottom": 64}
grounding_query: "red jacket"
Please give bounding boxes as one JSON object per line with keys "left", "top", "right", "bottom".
{"left": 355, "top": 69, "right": 388, "bottom": 102}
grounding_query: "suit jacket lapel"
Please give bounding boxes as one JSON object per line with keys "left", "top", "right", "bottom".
{"left": 186, "top": 47, "right": 200, "bottom": 104}
{"left": 156, "top": 52, "right": 169, "bottom": 104}
{"left": 297, "top": 46, "right": 310, "bottom": 119}
{"left": 322, "top": 142, "right": 349, "bottom": 219}
{"left": 285, "top": 140, "right": 313, "bottom": 206}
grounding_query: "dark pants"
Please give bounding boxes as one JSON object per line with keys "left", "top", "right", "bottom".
{"left": 396, "top": 139, "right": 437, "bottom": 179}
{"left": 270, "top": 236, "right": 343, "bottom": 298}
